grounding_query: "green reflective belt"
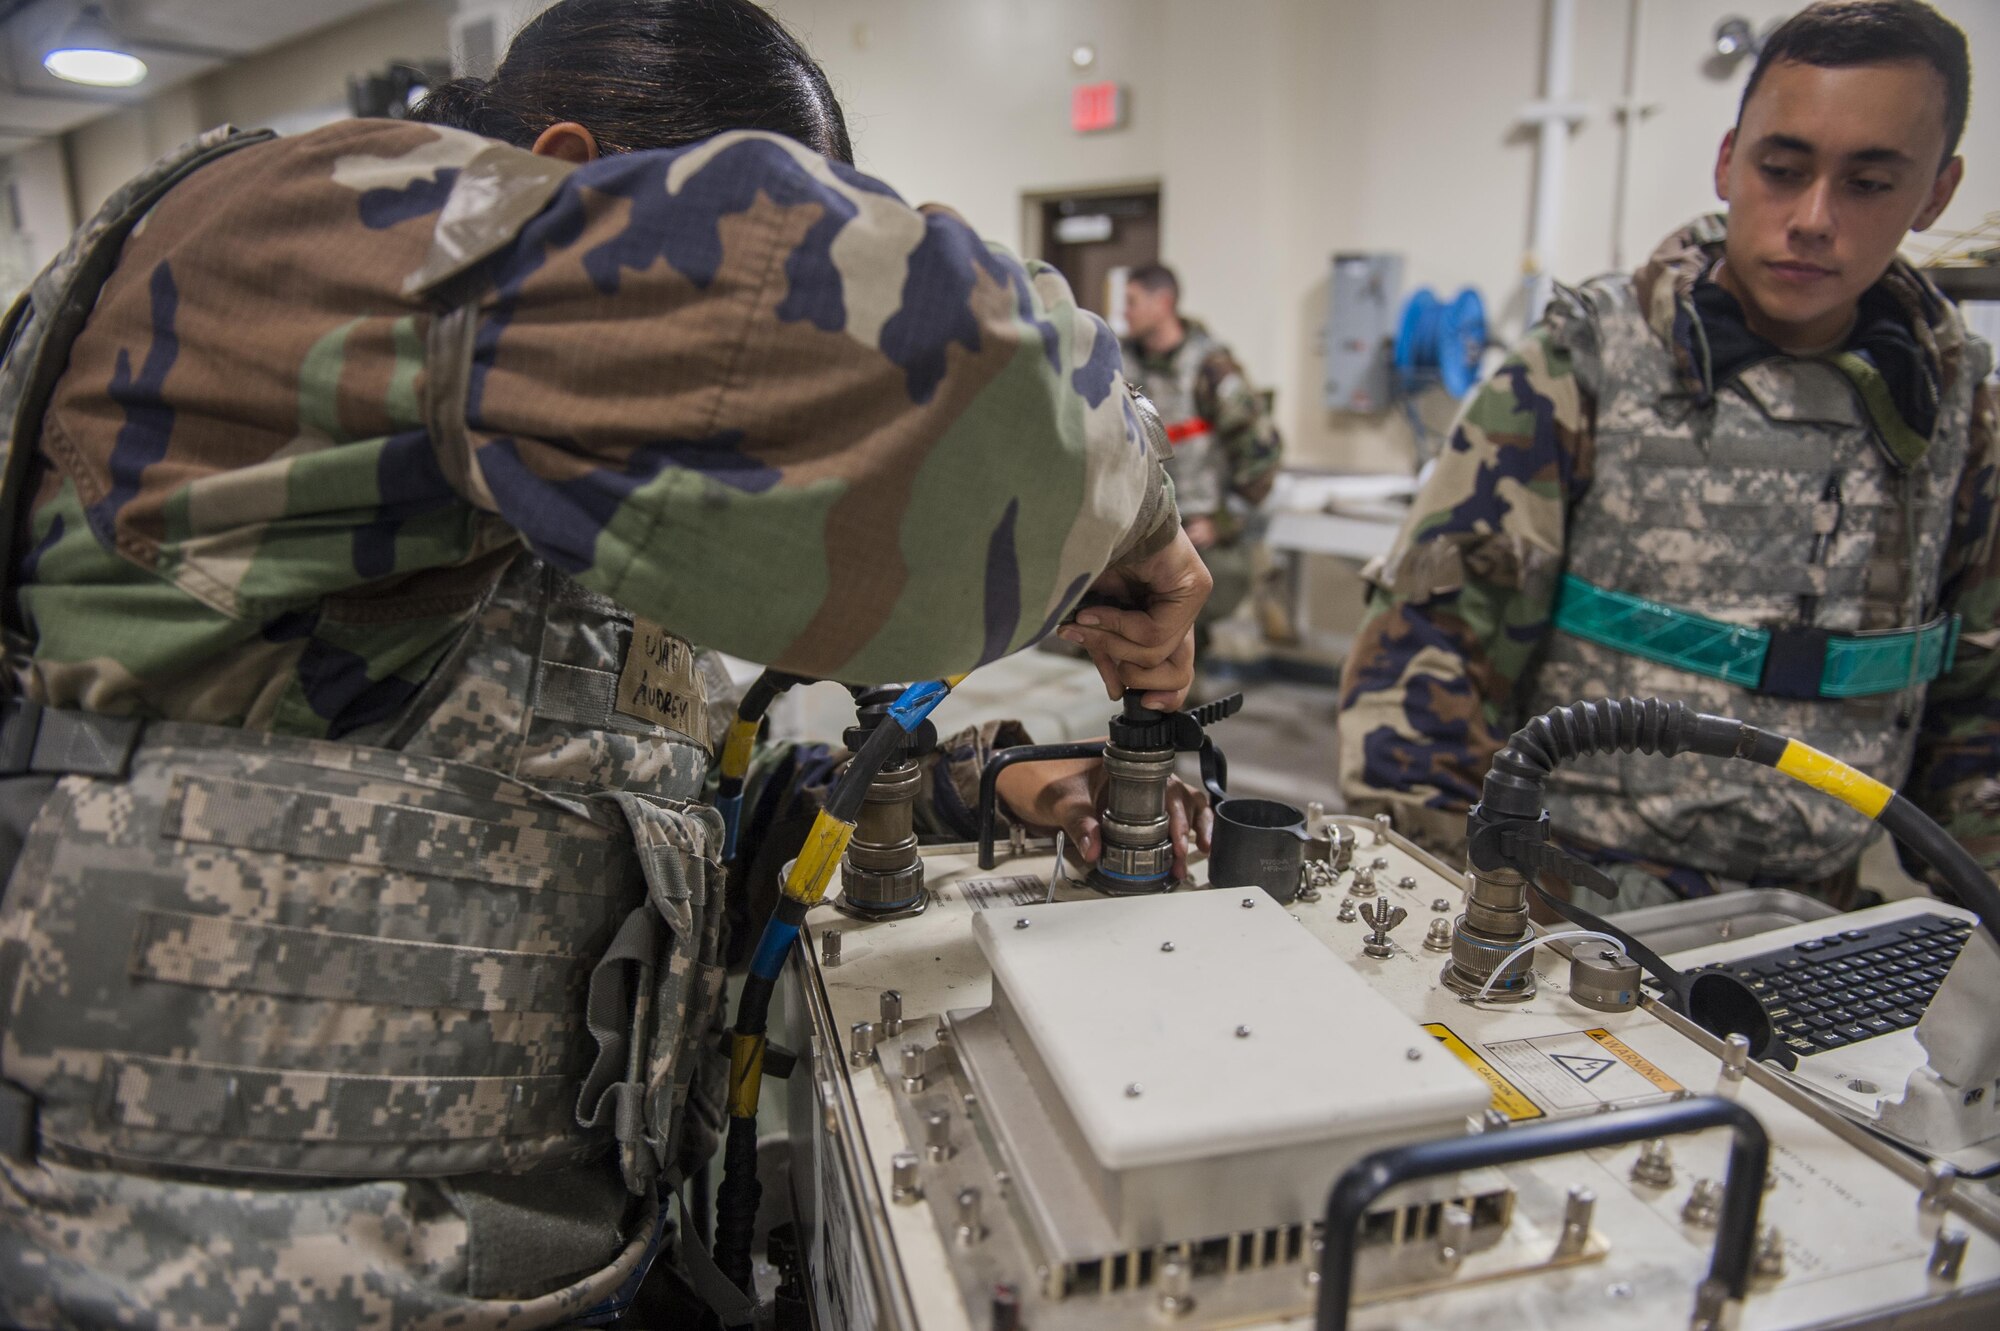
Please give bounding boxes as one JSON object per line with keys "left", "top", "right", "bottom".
{"left": 1551, "top": 574, "right": 1959, "bottom": 701}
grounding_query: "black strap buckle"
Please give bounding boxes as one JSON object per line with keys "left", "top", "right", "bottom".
{"left": 1758, "top": 626, "right": 1833, "bottom": 701}
{"left": 0, "top": 697, "right": 140, "bottom": 779}
{"left": 0, "top": 698, "right": 43, "bottom": 776}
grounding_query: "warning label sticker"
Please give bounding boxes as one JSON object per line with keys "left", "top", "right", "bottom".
{"left": 1423, "top": 1023, "right": 1544, "bottom": 1122}
{"left": 1481, "top": 1027, "right": 1684, "bottom": 1112}
{"left": 960, "top": 875, "right": 1045, "bottom": 912}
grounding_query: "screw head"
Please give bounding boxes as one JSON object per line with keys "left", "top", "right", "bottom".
{"left": 1125, "top": 1082, "right": 1144, "bottom": 1098}
{"left": 1160, "top": 941, "right": 1175, "bottom": 952}
{"left": 1236, "top": 1025, "right": 1252, "bottom": 1038}
{"left": 1399, "top": 876, "right": 1418, "bottom": 891}
{"left": 1240, "top": 897, "right": 1255, "bottom": 908}
{"left": 1432, "top": 898, "right": 1451, "bottom": 912}
{"left": 1406, "top": 1047, "right": 1423, "bottom": 1061}
{"left": 1014, "top": 917, "right": 1030, "bottom": 929}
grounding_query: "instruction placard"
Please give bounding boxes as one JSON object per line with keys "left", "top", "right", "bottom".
{"left": 1481, "top": 1027, "right": 1683, "bottom": 1112}
{"left": 960, "top": 874, "right": 1046, "bottom": 912}
{"left": 1423, "top": 1023, "right": 1544, "bottom": 1122}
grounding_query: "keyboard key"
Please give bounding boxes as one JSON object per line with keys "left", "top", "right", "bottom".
{"left": 1805, "top": 1014, "right": 1835, "bottom": 1029}
{"left": 1842, "top": 928, "right": 1870, "bottom": 941}
{"left": 1815, "top": 1030, "right": 1851, "bottom": 1049}
{"left": 1765, "top": 1006, "right": 1794, "bottom": 1021}
{"left": 1860, "top": 1017, "right": 1895, "bottom": 1035}
{"left": 1884, "top": 1010, "right": 1920, "bottom": 1028}
{"left": 1784, "top": 1036, "right": 1818, "bottom": 1056}
{"left": 1796, "top": 939, "right": 1831, "bottom": 953}
{"left": 1836, "top": 1023, "right": 1872, "bottom": 1042}
{"left": 1779, "top": 958, "right": 1808, "bottom": 971}
{"left": 1826, "top": 1008, "right": 1859, "bottom": 1024}
{"left": 1865, "top": 998, "right": 1897, "bottom": 1015}
{"left": 1826, "top": 961, "right": 1853, "bottom": 974}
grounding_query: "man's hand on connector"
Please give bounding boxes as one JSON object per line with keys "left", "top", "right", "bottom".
{"left": 994, "top": 756, "right": 1213, "bottom": 881}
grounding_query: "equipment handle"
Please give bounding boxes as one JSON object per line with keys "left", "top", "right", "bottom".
{"left": 974, "top": 742, "right": 1108, "bottom": 868}
{"left": 1315, "top": 1096, "right": 1768, "bottom": 1331}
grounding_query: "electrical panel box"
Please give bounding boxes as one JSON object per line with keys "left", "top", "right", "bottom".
{"left": 1323, "top": 252, "right": 1403, "bottom": 413}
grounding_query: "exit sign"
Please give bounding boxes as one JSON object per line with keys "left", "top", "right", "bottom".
{"left": 1071, "top": 81, "right": 1126, "bottom": 133}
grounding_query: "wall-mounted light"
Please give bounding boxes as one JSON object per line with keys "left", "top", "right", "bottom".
{"left": 43, "top": 5, "right": 148, "bottom": 88}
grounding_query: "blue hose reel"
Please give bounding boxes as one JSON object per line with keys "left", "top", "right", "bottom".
{"left": 1393, "top": 286, "right": 1487, "bottom": 398}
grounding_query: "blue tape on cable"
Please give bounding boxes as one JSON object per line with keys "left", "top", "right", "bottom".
{"left": 717, "top": 792, "right": 744, "bottom": 862}
{"left": 887, "top": 678, "right": 950, "bottom": 731}
{"left": 750, "top": 920, "right": 800, "bottom": 981}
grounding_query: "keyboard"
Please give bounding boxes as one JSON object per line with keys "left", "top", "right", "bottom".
{"left": 1680, "top": 911, "right": 1972, "bottom": 1068}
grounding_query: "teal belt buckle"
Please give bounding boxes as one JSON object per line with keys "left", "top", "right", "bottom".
{"left": 1552, "top": 576, "right": 1956, "bottom": 700}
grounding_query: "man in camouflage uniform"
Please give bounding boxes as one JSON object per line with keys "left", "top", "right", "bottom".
{"left": 0, "top": 117, "right": 1195, "bottom": 1328}
{"left": 1122, "top": 264, "right": 1283, "bottom": 649}
{"left": 1340, "top": 0, "right": 1996, "bottom": 910}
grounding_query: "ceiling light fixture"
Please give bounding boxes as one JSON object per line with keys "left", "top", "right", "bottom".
{"left": 44, "top": 5, "right": 148, "bottom": 88}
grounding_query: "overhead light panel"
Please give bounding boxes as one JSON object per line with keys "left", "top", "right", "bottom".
{"left": 44, "top": 5, "right": 148, "bottom": 88}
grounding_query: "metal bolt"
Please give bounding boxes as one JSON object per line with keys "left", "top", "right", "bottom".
{"left": 1009, "top": 822, "right": 1027, "bottom": 856}
{"left": 1373, "top": 812, "right": 1391, "bottom": 844}
{"left": 850, "top": 1021, "right": 877, "bottom": 1068}
{"left": 993, "top": 1168, "right": 1010, "bottom": 1197}
{"left": 1632, "top": 1138, "right": 1674, "bottom": 1188}
{"left": 1753, "top": 1225, "right": 1786, "bottom": 1279}
{"left": 1160, "top": 941, "right": 1175, "bottom": 952}
{"left": 1605, "top": 1282, "right": 1634, "bottom": 1300}
{"left": 1690, "top": 1278, "right": 1727, "bottom": 1331}
{"left": 1304, "top": 1233, "right": 1325, "bottom": 1289}
{"left": 1423, "top": 918, "right": 1453, "bottom": 951}
{"left": 1406, "top": 1046, "right": 1423, "bottom": 1061}
{"left": 1482, "top": 1108, "right": 1510, "bottom": 1132}
{"left": 1398, "top": 875, "right": 1418, "bottom": 892}
{"left": 1125, "top": 1082, "right": 1144, "bottom": 1098}
{"left": 1929, "top": 1227, "right": 1968, "bottom": 1281}
{"left": 955, "top": 1187, "right": 984, "bottom": 1245}
{"left": 1555, "top": 1186, "right": 1595, "bottom": 1258}
{"left": 1307, "top": 800, "right": 1325, "bottom": 832}
{"left": 1241, "top": 897, "right": 1256, "bottom": 909}
{"left": 1436, "top": 1203, "right": 1472, "bottom": 1273}
{"left": 1156, "top": 1255, "right": 1194, "bottom": 1317}
{"left": 821, "top": 930, "right": 842, "bottom": 966}
{"left": 1371, "top": 856, "right": 1390, "bottom": 872}
{"left": 890, "top": 1151, "right": 921, "bottom": 1202}
{"left": 1919, "top": 1161, "right": 1957, "bottom": 1231}
{"left": 1236, "top": 1025, "right": 1252, "bottom": 1038}
{"left": 1431, "top": 897, "right": 1451, "bottom": 912}
{"left": 1682, "top": 1178, "right": 1723, "bottom": 1228}
{"left": 1336, "top": 899, "right": 1358, "bottom": 922}
{"left": 925, "top": 1109, "right": 953, "bottom": 1161}
{"left": 1349, "top": 867, "right": 1378, "bottom": 898}
{"left": 900, "top": 1043, "right": 926, "bottom": 1093}
{"left": 1718, "top": 1033, "right": 1751, "bottom": 1094}
{"left": 880, "top": 989, "right": 904, "bottom": 1037}
{"left": 963, "top": 1091, "right": 978, "bottom": 1115}
{"left": 1014, "top": 917, "right": 1031, "bottom": 930}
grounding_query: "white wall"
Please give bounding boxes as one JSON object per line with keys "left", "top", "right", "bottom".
{"left": 4, "top": 140, "right": 75, "bottom": 281}
{"left": 775, "top": 0, "right": 1997, "bottom": 471}
{"left": 60, "top": 0, "right": 453, "bottom": 218}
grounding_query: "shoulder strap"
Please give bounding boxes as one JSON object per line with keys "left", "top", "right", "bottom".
{"left": 0, "top": 125, "right": 275, "bottom": 655}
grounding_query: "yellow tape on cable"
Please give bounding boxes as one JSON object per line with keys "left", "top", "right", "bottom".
{"left": 785, "top": 815, "right": 856, "bottom": 907}
{"left": 1775, "top": 739, "right": 1892, "bottom": 819}
{"left": 727, "top": 1033, "right": 767, "bottom": 1118}
{"left": 720, "top": 717, "right": 760, "bottom": 780}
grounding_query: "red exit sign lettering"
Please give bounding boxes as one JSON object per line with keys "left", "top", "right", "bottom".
{"left": 1071, "top": 82, "right": 1126, "bottom": 133}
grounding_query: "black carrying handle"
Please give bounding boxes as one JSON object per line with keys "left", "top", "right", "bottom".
{"left": 975, "top": 741, "right": 1107, "bottom": 869}
{"left": 1316, "top": 1096, "right": 1769, "bottom": 1331}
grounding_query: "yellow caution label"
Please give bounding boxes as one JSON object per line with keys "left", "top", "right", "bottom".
{"left": 1775, "top": 739, "right": 1892, "bottom": 819}
{"left": 1584, "top": 1028, "right": 1683, "bottom": 1094}
{"left": 1424, "top": 1022, "right": 1544, "bottom": 1122}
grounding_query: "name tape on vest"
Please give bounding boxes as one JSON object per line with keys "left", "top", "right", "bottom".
{"left": 616, "top": 619, "right": 708, "bottom": 741}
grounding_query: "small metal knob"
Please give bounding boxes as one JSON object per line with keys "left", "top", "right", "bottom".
{"left": 1682, "top": 1177, "right": 1722, "bottom": 1228}
{"left": 1631, "top": 1138, "right": 1674, "bottom": 1188}
{"left": 820, "top": 929, "right": 842, "bottom": 966}
{"left": 1423, "top": 918, "right": 1453, "bottom": 951}
{"left": 1554, "top": 1186, "right": 1595, "bottom": 1258}
{"left": 1919, "top": 1161, "right": 1958, "bottom": 1232}
{"left": 1753, "top": 1225, "right": 1786, "bottom": 1279}
{"left": 990, "top": 1283, "right": 1021, "bottom": 1331}
{"left": 880, "top": 989, "right": 904, "bottom": 1036}
{"left": 1436, "top": 1204, "right": 1472, "bottom": 1273}
{"left": 1373, "top": 812, "right": 1391, "bottom": 844}
{"left": 891, "top": 1151, "right": 921, "bottom": 1202}
{"left": 1929, "top": 1227, "right": 1968, "bottom": 1281}
{"left": 925, "top": 1109, "right": 953, "bottom": 1161}
{"left": 900, "top": 1043, "right": 926, "bottom": 1093}
{"left": 1718, "top": 1033, "right": 1751, "bottom": 1095}
{"left": 955, "top": 1187, "right": 984, "bottom": 1245}
{"left": 1336, "top": 898, "right": 1358, "bottom": 923}
{"left": 1349, "top": 866, "right": 1378, "bottom": 898}
{"left": 1156, "top": 1255, "right": 1194, "bottom": 1317}
{"left": 1398, "top": 875, "right": 1418, "bottom": 892}
{"left": 850, "top": 1021, "right": 877, "bottom": 1067}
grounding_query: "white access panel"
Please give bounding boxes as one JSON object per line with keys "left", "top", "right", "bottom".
{"left": 974, "top": 890, "right": 1488, "bottom": 1170}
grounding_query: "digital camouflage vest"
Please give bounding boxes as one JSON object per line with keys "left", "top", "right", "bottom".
{"left": 0, "top": 129, "right": 733, "bottom": 1329}
{"left": 1527, "top": 274, "right": 1990, "bottom": 884}
{"left": 1126, "top": 322, "right": 1231, "bottom": 520}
